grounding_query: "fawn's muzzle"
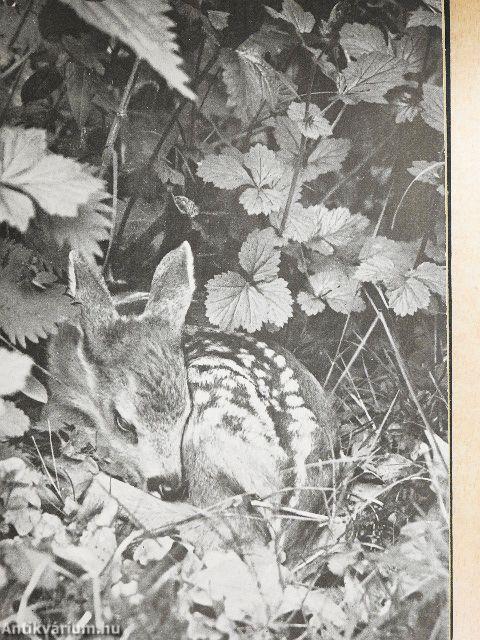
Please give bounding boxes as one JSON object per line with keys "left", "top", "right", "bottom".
{"left": 146, "top": 475, "right": 185, "bottom": 501}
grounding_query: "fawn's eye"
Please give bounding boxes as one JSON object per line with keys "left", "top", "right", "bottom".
{"left": 113, "top": 409, "right": 138, "bottom": 443}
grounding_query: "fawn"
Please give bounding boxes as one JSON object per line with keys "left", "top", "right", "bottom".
{"left": 45, "top": 242, "right": 338, "bottom": 550}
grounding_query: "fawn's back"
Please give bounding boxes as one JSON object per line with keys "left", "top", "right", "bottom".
{"left": 45, "top": 243, "right": 337, "bottom": 546}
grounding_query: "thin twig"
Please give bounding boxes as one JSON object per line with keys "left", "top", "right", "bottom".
{"left": 99, "top": 57, "right": 140, "bottom": 178}
{"left": 103, "top": 50, "right": 219, "bottom": 274}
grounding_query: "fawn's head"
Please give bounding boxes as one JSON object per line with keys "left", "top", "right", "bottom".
{"left": 67, "top": 242, "right": 195, "bottom": 496}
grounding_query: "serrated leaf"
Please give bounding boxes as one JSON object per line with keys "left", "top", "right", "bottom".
{"left": 265, "top": 0, "right": 315, "bottom": 33}
{"left": 21, "top": 374, "right": 48, "bottom": 404}
{"left": 0, "top": 127, "right": 105, "bottom": 231}
{"left": 305, "top": 206, "right": 370, "bottom": 255}
{"left": 0, "top": 399, "right": 30, "bottom": 439}
{"left": 409, "top": 262, "right": 446, "bottom": 297}
{"left": 407, "top": 8, "right": 442, "bottom": 29}
{"left": 407, "top": 160, "right": 444, "bottom": 194}
{"left": 221, "top": 45, "right": 295, "bottom": 123}
{"left": 155, "top": 159, "right": 185, "bottom": 186}
{"left": 305, "top": 270, "right": 364, "bottom": 315}
{"left": 197, "top": 152, "right": 250, "bottom": 189}
{"left": 60, "top": 0, "right": 194, "bottom": 99}
{"left": 354, "top": 255, "right": 397, "bottom": 283}
{"left": 207, "top": 10, "right": 229, "bottom": 30}
{"left": 358, "top": 236, "right": 419, "bottom": 281}
{"left": 0, "top": 349, "right": 33, "bottom": 397}
{"left": 386, "top": 277, "right": 431, "bottom": 316}
{"left": 297, "top": 290, "right": 326, "bottom": 315}
{"left": 270, "top": 203, "right": 318, "bottom": 242}
{"left": 205, "top": 229, "right": 293, "bottom": 332}
{"left": 420, "top": 83, "right": 444, "bottom": 133}
{"left": 287, "top": 101, "right": 332, "bottom": 139}
{"left": 239, "top": 229, "right": 280, "bottom": 281}
{"left": 339, "top": 23, "right": 388, "bottom": 59}
{"left": 0, "top": 242, "right": 76, "bottom": 347}
{"left": 47, "top": 194, "right": 112, "bottom": 262}
{"left": 198, "top": 144, "right": 290, "bottom": 216}
{"left": 337, "top": 52, "right": 408, "bottom": 104}
{"left": 393, "top": 29, "right": 428, "bottom": 74}
{"left": 304, "top": 137, "right": 351, "bottom": 181}
{"left": 272, "top": 115, "right": 302, "bottom": 156}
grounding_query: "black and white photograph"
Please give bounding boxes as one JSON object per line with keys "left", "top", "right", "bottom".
{"left": 0, "top": 1, "right": 449, "bottom": 638}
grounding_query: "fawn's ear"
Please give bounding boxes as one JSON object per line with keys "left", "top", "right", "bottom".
{"left": 69, "top": 252, "right": 118, "bottom": 341}
{"left": 143, "top": 241, "right": 195, "bottom": 329}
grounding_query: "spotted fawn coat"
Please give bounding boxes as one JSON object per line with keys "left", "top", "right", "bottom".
{"left": 45, "top": 243, "right": 338, "bottom": 549}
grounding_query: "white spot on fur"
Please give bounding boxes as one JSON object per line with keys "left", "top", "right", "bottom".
{"left": 239, "top": 353, "right": 255, "bottom": 368}
{"left": 193, "top": 388, "right": 210, "bottom": 405}
{"left": 264, "top": 348, "right": 275, "bottom": 358}
{"left": 285, "top": 394, "right": 304, "bottom": 407}
{"left": 274, "top": 354, "right": 286, "bottom": 368}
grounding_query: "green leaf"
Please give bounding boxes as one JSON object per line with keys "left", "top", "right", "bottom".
{"left": 0, "top": 241, "right": 77, "bottom": 347}
{"left": 299, "top": 269, "right": 365, "bottom": 315}
{"left": 0, "top": 349, "right": 33, "bottom": 397}
{"left": 408, "top": 8, "right": 442, "bottom": 29}
{"left": 0, "top": 127, "right": 105, "bottom": 231}
{"left": 60, "top": 0, "right": 194, "bottom": 99}
{"left": 265, "top": 0, "right": 315, "bottom": 34}
{"left": 420, "top": 83, "right": 444, "bottom": 133}
{"left": 407, "top": 160, "right": 445, "bottom": 195}
{"left": 337, "top": 52, "right": 408, "bottom": 104}
{"left": 270, "top": 203, "right": 318, "bottom": 242}
{"left": 393, "top": 29, "right": 428, "bottom": 74}
{"left": 304, "top": 138, "right": 351, "bottom": 181}
{"left": 287, "top": 101, "right": 332, "bottom": 139}
{"left": 221, "top": 43, "right": 295, "bottom": 123}
{"left": 305, "top": 207, "right": 370, "bottom": 254}
{"left": 0, "top": 399, "right": 30, "bottom": 439}
{"left": 205, "top": 229, "right": 293, "bottom": 332}
{"left": 198, "top": 144, "right": 292, "bottom": 216}
{"left": 409, "top": 262, "right": 446, "bottom": 297}
{"left": 207, "top": 10, "right": 230, "bottom": 30}
{"left": 386, "top": 277, "right": 431, "bottom": 316}
{"left": 339, "top": 23, "right": 388, "bottom": 59}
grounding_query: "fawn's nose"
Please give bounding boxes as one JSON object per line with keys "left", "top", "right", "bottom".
{"left": 146, "top": 476, "right": 185, "bottom": 501}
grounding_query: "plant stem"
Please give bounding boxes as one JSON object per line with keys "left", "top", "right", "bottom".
{"left": 279, "top": 61, "right": 316, "bottom": 234}
{"left": 8, "top": 0, "right": 35, "bottom": 49}
{"left": 365, "top": 288, "right": 448, "bottom": 472}
{"left": 99, "top": 56, "right": 140, "bottom": 179}
{"left": 103, "top": 51, "right": 219, "bottom": 274}
{"left": 321, "top": 131, "right": 397, "bottom": 206}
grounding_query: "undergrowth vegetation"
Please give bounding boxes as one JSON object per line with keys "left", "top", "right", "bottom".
{"left": 0, "top": 1, "right": 448, "bottom": 638}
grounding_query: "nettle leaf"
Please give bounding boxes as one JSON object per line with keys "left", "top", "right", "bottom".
{"left": 60, "top": 0, "right": 194, "bottom": 99}
{"left": 339, "top": 23, "right": 388, "bottom": 59}
{"left": 393, "top": 28, "right": 428, "bottom": 74}
{"left": 221, "top": 42, "right": 295, "bottom": 123}
{"left": 265, "top": 0, "right": 315, "bottom": 34}
{"left": 420, "top": 83, "right": 444, "bottom": 133}
{"left": 407, "top": 8, "right": 442, "bottom": 29}
{"left": 287, "top": 101, "right": 332, "bottom": 139}
{"left": 0, "top": 127, "right": 105, "bottom": 232}
{"left": 407, "top": 160, "right": 445, "bottom": 195}
{"left": 337, "top": 52, "right": 408, "bottom": 104}
{"left": 0, "top": 242, "right": 76, "bottom": 347}
{"left": 33, "top": 193, "right": 112, "bottom": 266}
{"left": 298, "top": 269, "right": 365, "bottom": 316}
{"left": 0, "top": 349, "right": 33, "bottom": 397}
{"left": 197, "top": 144, "right": 292, "bottom": 215}
{"left": 0, "top": 399, "right": 30, "bottom": 439}
{"left": 305, "top": 207, "right": 370, "bottom": 255}
{"left": 205, "top": 229, "right": 293, "bottom": 332}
